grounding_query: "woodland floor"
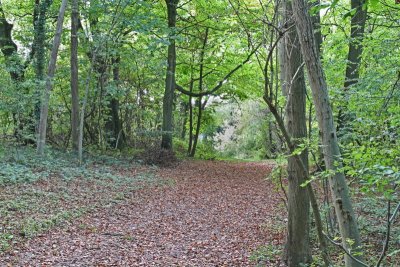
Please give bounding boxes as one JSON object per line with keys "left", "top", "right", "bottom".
{"left": 0, "top": 160, "right": 286, "bottom": 266}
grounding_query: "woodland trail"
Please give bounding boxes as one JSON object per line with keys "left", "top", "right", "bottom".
{"left": 1, "top": 160, "right": 285, "bottom": 266}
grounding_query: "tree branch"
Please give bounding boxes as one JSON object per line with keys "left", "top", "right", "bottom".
{"left": 324, "top": 233, "right": 369, "bottom": 267}
{"left": 175, "top": 42, "right": 262, "bottom": 97}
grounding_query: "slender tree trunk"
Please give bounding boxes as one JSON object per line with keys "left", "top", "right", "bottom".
{"left": 189, "top": 28, "right": 208, "bottom": 157}
{"left": 337, "top": 0, "right": 367, "bottom": 131}
{"left": 310, "top": 0, "right": 323, "bottom": 53}
{"left": 180, "top": 102, "right": 188, "bottom": 140}
{"left": 291, "top": 0, "right": 364, "bottom": 266}
{"left": 78, "top": 54, "right": 96, "bottom": 164}
{"left": 105, "top": 56, "right": 125, "bottom": 149}
{"left": 344, "top": 0, "right": 367, "bottom": 89}
{"left": 187, "top": 82, "right": 194, "bottom": 154}
{"left": 161, "top": 0, "right": 179, "bottom": 150}
{"left": 36, "top": 0, "right": 68, "bottom": 155}
{"left": 189, "top": 97, "right": 202, "bottom": 157}
{"left": 70, "top": 0, "right": 80, "bottom": 151}
{"left": 281, "top": 1, "right": 311, "bottom": 265}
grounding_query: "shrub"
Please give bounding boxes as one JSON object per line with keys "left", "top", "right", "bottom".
{"left": 139, "top": 146, "right": 178, "bottom": 167}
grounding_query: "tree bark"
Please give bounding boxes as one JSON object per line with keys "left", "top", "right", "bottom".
{"left": 105, "top": 57, "right": 125, "bottom": 149}
{"left": 344, "top": 0, "right": 367, "bottom": 89}
{"left": 189, "top": 28, "right": 208, "bottom": 157}
{"left": 189, "top": 97, "right": 202, "bottom": 157}
{"left": 161, "top": 0, "right": 179, "bottom": 150}
{"left": 0, "top": 1, "right": 21, "bottom": 81}
{"left": 281, "top": 1, "right": 311, "bottom": 265}
{"left": 34, "top": 0, "right": 53, "bottom": 123}
{"left": 37, "top": 0, "right": 68, "bottom": 155}
{"left": 187, "top": 81, "right": 194, "bottom": 154}
{"left": 70, "top": 0, "right": 80, "bottom": 151}
{"left": 291, "top": 0, "right": 364, "bottom": 266}
{"left": 337, "top": 0, "right": 367, "bottom": 131}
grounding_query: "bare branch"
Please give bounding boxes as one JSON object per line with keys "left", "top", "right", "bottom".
{"left": 324, "top": 233, "right": 369, "bottom": 267}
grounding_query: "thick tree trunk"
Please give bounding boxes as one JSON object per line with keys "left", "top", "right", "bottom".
{"left": 70, "top": 0, "right": 80, "bottom": 151}
{"left": 281, "top": 1, "right": 311, "bottom": 265}
{"left": 0, "top": 1, "right": 31, "bottom": 142}
{"left": 34, "top": 0, "right": 53, "bottom": 124}
{"left": 0, "top": 2, "right": 21, "bottom": 81}
{"left": 33, "top": 0, "right": 52, "bottom": 118}
{"left": 291, "top": 0, "right": 364, "bottom": 266}
{"left": 161, "top": 0, "right": 179, "bottom": 150}
{"left": 37, "top": 0, "right": 68, "bottom": 155}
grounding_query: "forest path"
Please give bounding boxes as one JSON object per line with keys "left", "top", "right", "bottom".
{"left": 2, "top": 160, "right": 285, "bottom": 266}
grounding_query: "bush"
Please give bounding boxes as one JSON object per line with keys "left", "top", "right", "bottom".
{"left": 139, "top": 146, "right": 178, "bottom": 167}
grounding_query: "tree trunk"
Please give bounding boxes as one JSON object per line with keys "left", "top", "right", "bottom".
{"left": 189, "top": 97, "right": 202, "bottom": 157}
{"left": 0, "top": 1, "right": 31, "bottom": 142}
{"left": 0, "top": 2, "right": 22, "bottom": 81}
{"left": 36, "top": 0, "right": 68, "bottom": 155}
{"left": 180, "top": 101, "right": 188, "bottom": 140}
{"left": 105, "top": 57, "right": 125, "bottom": 149}
{"left": 281, "top": 1, "right": 311, "bottom": 265}
{"left": 70, "top": 0, "right": 80, "bottom": 151}
{"left": 291, "top": 0, "right": 364, "bottom": 266}
{"left": 161, "top": 0, "right": 179, "bottom": 150}
{"left": 189, "top": 28, "right": 208, "bottom": 157}
{"left": 34, "top": 0, "right": 53, "bottom": 124}
{"left": 344, "top": 0, "right": 367, "bottom": 89}
{"left": 187, "top": 82, "right": 194, "bottom": 154}
{"left": 337, "top": 0, "right": 367, "bottom": 131}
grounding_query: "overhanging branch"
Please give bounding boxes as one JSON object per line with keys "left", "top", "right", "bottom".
{"left": 175, "top": 42, "right": 262, "bottom": 97}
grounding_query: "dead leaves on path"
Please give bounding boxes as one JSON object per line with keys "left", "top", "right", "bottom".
{"left": 1, "top": 160, "right": 285, "bottom": 266}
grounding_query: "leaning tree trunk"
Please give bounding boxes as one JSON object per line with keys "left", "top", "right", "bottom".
{"left": 281, "top": 0, "right": 311, "bottom": 265}
{"left": 70, "top": 0, "right": 80, "bottom": 152}
{"left": 291, "top": 0, "right": 364, "bottom": 266}
{"left": 161, "top": 0, "right": 179, "bottom": 150}
{"left": 37, "top": 0, "right": 68, "bottom": 155}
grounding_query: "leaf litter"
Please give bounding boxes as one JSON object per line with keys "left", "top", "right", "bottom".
{"left": 1, "top": 160, "right": 285, "bottom": 266}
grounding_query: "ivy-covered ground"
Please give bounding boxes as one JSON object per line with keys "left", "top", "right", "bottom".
{"left": 0, "top": 148, "right": 286, "bottom": 266}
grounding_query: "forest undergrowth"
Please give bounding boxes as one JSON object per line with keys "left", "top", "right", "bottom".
{"left": 0, "top": 144, "right": 398, "bottom": 266}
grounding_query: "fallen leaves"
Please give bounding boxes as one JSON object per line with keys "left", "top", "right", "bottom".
{"left": 1, "top": 160, "right": 285, "bottom": 266}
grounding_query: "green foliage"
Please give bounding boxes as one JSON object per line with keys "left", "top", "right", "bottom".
{"left": 249, "top": 244, "right": 282, "bottom": 266}
{"left": 0, "top": 142, "right": 171, "bottom": 252}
